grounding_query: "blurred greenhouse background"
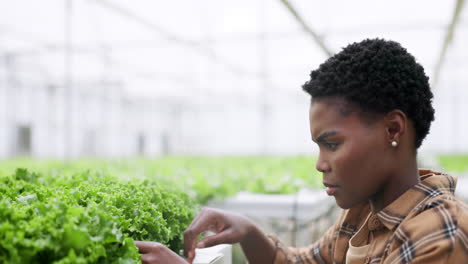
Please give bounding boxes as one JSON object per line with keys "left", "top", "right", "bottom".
{"left": 0, "top": 0, "right": 466, "bottom": 158}
{"left": 1, "top": 1, "right": 467, "bottom": 262}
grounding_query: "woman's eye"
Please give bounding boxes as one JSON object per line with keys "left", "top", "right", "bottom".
{"left": 325, "top": 142, "right": 339, "bottom": 150}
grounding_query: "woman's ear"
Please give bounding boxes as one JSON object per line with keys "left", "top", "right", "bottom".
{"left": 384, "top": 110, "right": 407, "bottom": 145}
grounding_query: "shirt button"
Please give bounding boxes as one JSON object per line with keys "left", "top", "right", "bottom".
{"left": 368, "top": 215, "right": 383, "bottom": 231}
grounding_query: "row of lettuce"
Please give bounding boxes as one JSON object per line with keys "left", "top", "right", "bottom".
{"left": 0, "top": 157, "right": 322, "bottom": 204}
{"left": 438, "top": 154, "right": 468, "bottom": 174}
{"left": 0, "top": 157, "right": 321, "bottom": 263}
{"left": 0, "top": 169, "right": 194, "bottom": 263}
{"left": 1, "top": 155, "right": 465, "bottom": 263}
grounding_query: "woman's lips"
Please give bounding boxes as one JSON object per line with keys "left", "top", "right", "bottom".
{"left": 325, "top": 186, "right": 338, "bottom": 196}
{"left": 323, "top": 182, "right": 339, "bottom": 196}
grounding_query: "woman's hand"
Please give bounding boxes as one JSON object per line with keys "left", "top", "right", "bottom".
{"left": 183, "top": 207, "right": 259, "bottom": 263}
{"left": 135, "top": 241, "right": 187, "bottom": 264}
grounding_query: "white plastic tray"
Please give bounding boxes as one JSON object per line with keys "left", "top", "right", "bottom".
{"left": 193, "top": 244, "right": 232, "bottom": 264}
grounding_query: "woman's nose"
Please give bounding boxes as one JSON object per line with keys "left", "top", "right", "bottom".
{"left": 316, "top": 153, "right": 330, "bottom": 173}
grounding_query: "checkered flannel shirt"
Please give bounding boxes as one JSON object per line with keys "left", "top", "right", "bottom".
{"left": 268, "top": 169, "right": 468, "bottom": 263}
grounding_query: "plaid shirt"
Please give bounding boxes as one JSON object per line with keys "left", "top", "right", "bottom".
{"left": 268, "top": 169, "right": 468, "bottom": 263}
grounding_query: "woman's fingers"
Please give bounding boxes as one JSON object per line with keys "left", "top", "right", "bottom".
{"left": 183, "top": 228, "right": 199, "bottom": 262}
{"left": 135, "top": 241, "right": 162, "bottom": 254}
{"left": 184, "top": 208, "right": 225, "bottom": 262}
{"left": 140, "top": 253, "right": 156, "bottom": 264}
{"left": 184, "top": 209, "right": 211, "bottom": 260}
{"left": 136, "top": 242, "right": 188, "bottom": 264}
{"left": 196, "top": 229, "right": 233, "bottom": 249}
{"left": 185, "top": 207, "right": 206, "bottom": 233}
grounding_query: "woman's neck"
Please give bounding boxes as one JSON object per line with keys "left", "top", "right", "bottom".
{"left": 369, "top": 161, "right": 420, "bottom": 213}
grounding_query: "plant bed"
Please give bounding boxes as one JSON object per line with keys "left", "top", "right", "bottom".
{"left": 0, "top": 157, "right": 322, "bottom": 204}
{"left": 438, "top": 154, "right": 468, "bottom": 173}
{"left": 0, "top": 169, "right": 194, "bottom": 263}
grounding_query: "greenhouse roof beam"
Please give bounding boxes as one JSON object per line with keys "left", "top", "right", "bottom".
{"left": 279, "top": 0, "right": 333, "bottom": 57}
{"left": 92, "top": 0, "right": 261, "bottom": 78}
{"left": 433, "top": 0, "right": 466, "bottom": 87}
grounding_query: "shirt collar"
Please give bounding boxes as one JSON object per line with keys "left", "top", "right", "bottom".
{"left": 375, "top": 169, "right": 457, "bottom": 230}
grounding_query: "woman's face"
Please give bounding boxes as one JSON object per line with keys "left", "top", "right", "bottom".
{"left": 309, "top": 98, "right": 391, "bottom": 209}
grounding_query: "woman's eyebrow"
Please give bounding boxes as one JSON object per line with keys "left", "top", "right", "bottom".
{"left": 313, "top": 131, "right": 338, "bottom": 143}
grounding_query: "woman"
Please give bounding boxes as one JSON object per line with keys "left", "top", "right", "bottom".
{"left": 136, "top": 39, "right": 468, "bottom": 263}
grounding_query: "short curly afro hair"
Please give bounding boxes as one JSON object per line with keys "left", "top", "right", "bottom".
{"left": 303, "top": 38, "right": 435, "bottom": 149}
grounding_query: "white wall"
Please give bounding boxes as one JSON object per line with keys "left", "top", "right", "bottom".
{"left": 0, "top": 60, "right": 8, "bottom": 158}
{"left": 2, "top": 79, "right": 468, "bottom": 158}
{"left": 173, "top": 97, "right": 312, "bottom": 156}
{"left": 1, "top": 38, "right": 467, "bottom": 158}
{"left": 0, "top": 76, "right": 174, "bottom": 158}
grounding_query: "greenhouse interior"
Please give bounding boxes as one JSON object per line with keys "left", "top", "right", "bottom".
{"left": 1, "top": 0, "right": 467, "bottom": 263}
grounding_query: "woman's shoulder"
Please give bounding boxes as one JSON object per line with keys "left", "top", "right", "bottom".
{"left": 399, "top": 187, "right": 468, "bottom": 244}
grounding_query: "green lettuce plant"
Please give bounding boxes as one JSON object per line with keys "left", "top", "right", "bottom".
{"left": 0, "top": 169, "right": 194, "bottom": 263}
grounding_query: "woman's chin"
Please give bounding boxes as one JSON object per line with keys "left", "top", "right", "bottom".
{"left": 334, "top": 196, "right": 359, "bottom": 210}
